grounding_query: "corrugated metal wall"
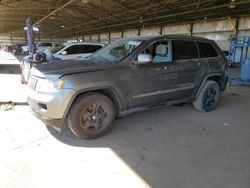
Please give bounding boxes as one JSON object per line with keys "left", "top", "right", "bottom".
{"left": 85, "top": 16, "right": 250, "bottom": 51}
{"left": 140, "top": 27, "right": 160, "bottom": 36}
{"left": 162, "top": 24, "right": 190, "bottom": 35}
{"left": 192, "top": 19, "right": 235, "bottom": 50}
{"left": 123, "top": 29, "right": 139, "bottom": 38}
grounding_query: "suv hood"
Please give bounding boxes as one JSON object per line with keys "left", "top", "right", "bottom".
{"left": 33, "top": 58, "right": 113, "bottom": 78}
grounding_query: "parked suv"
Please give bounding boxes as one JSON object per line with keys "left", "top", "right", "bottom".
{"left": 45, "top": 42, "right": 104, "bottom": 60}
{"left": 27, "top": 35, "right": 228, "bottom": 139}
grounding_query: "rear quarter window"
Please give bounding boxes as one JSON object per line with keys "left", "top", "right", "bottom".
{"left": 197, "top": 42, "right": 219, "bottom": 58}
{"left": 172, "top": 40, "right": 199, "bottom": 60}
{"left": 38, "top": 43, "right": 53, "bottom": 47}
{"left": 65, "top": 45, "right": 81, "bottom": 54}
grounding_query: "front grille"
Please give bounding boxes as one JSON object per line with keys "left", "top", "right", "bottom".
{"left": 28, "top": 76, "right": 38, "bottom": 91}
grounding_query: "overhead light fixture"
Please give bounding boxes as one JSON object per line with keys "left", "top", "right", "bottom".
{"left": 228, "top": 0, "right": 236, "bottom": 8}
{"left": 61, "top": 25, "right": 65, "bottom": 28}
{"left": 24, "top": 26, "right": 39, "bottom": 32}
{"left": 229, "top": 3, "right": 236, "bottom": 8}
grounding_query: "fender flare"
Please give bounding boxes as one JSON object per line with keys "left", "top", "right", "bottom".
{"left": 63, "top": 85, "right": 126, "bottom": 119}
{"left": 195, "top": 73, "right": 223, "bottom": 99}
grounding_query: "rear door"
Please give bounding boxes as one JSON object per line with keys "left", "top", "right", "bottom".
{"left": 172, "top": 40, "right": 205, "bottom": 100}
{"left": 197, "top": 41, "right": 221, "bottom": 73}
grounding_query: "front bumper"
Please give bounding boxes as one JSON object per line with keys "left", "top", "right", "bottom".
{"left": 27, "top": 88, "right": 75, "bottom": 128}
{"left": 29, "top": 106, "right": 65, "bottom": 128}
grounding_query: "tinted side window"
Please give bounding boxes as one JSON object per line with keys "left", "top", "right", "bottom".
{"left": 39, "top": 43, "right": 52, "bottom": 47}
{"left": 80, "top": 45, "right": 99, "bottom": 53}
{"left": 66, "top": 45, "right": 80, "bottom": 54}
{"left": 198, "top": 42, "right": 218, "bottom": 58}
{"left": 95, "top": 45, "right": 102, "bottom": 51}
{"left": 172, "top": 40, "right": 198, "bottom": 60}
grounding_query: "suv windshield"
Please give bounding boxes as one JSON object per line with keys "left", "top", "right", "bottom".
{"left": 91, "top": 38, "right": 143, "bottom": 61}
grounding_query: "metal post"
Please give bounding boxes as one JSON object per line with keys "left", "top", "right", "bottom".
{"left": 235, "top": 17, "right": 239, "bottom": 36}
{"left": 160, "top": 25, "right": 163, "bottom": 35}
{"left": 108, "top": 32, "right": 111, "bottom": 44}
{"left": 190, "top": 23, "right": 193, "bottom": 36}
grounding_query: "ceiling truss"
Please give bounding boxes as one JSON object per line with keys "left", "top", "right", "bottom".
{"left": 0, "top": 0, "right": 250, "bottom": 38}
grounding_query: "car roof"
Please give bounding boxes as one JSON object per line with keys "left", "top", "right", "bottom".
{"left": 63, "top": 42, "right": 104, "bottom": 46}
{"left": 125, "top": 35, "right": 213, "bottom": 43}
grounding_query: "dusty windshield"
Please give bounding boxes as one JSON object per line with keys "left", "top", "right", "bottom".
{"left": 91, "top": 38, "right": 143, "bottom": 61}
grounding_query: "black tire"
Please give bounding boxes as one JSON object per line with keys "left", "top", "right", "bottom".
{"left": 193, "top": 80, "right": 221, "bottom": 112}
{"left": 68, "top": 93, "right": 116, "bottom": 139}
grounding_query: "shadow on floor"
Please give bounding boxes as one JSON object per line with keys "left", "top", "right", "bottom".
{"left": 0, "top": 64, "right": 20, "bottom": 74}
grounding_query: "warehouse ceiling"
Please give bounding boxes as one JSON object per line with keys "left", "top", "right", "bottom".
{"left": 1, "top": 0, "right": 250, "bottom": 38}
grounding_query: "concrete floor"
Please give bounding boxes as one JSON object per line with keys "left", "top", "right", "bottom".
{"left": 0, "top": 51, "right": 250, "bottom": 188}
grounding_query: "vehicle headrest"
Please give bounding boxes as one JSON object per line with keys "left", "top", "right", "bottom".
{"left": 156, "top": 44, "right": 167, "bottom": 55}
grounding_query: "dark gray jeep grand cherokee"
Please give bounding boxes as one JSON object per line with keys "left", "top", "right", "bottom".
{"left": 27, "top": 35, "right": 228, "bottom": 139}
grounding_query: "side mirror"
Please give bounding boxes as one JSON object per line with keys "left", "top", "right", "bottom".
{"left": 61, "top": 51, "right": 67, "bottom": 55}
{"left": 134, "top": 53, "right": 153, "bottom": 65}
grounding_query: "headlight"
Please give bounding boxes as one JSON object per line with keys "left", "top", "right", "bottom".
{"left": 36, "top": 79, "right": 65, "bottom": 92}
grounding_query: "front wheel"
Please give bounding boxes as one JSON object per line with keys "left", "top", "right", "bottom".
{"left": 193, "top": 80, "right": 221, "bottom": 112}
{"left": 68, "top": 93, "right": 116, "bottom": 139}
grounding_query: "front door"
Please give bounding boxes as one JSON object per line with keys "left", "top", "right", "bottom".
{"left": 128, "top": 40, "right": 177, "bottom": 108}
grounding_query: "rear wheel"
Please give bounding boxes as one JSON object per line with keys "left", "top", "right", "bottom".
{"left": 193, "top": 80, "right": 220, "bottom": 112}
{"left": 68, "top": 93, "right": 116, "bottom": 139}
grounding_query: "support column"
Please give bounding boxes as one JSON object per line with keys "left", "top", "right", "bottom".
{"left": 235, "top": 17, "right": 239, "bottom": 36}
{"left": 108, "top": 32, "right": 111, "bottom": 44}
{"left": 228, "top": 16, "right": 238, "bottom": 36}
{"left": 190, "top": 23, "right": 193, "bottom": 36}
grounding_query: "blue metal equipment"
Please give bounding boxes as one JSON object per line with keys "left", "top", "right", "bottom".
{"left": 228, "top": 35, "right": 250, "bottom": 86}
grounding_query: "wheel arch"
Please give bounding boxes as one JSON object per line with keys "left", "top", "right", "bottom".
{"left": 63, "top": 86, "right": 125, "bottom": 120}
{"left": 195, "top": 73, "right": 224, "bottom": 98}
